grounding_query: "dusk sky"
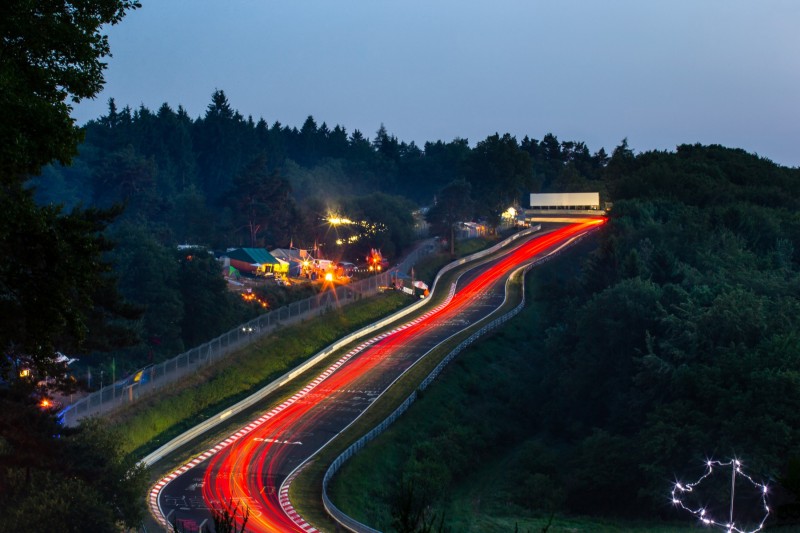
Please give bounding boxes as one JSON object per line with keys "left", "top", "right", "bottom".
{"left": 72, "top": 1, "right": 800, "bottom": 167}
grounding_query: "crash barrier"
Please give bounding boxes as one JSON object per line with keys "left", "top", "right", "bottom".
{"left": 140, "top": 246, "right": 444, "bottom": 466}
{"left": 427, "top": 224, "right": 541, "bottom": 292}
{"left": 60, "top": 241, "right": 440, "bottom": 427}
{"left": 321, "top": 284, "right": 527, "bottom": 532}
{"left": 321, "top": 224, "right": 596, "bottom": 533}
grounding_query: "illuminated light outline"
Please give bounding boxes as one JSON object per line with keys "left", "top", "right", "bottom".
{"left": 672, "top": 459, "right": 770, "bottom": 533}
{"left": 152, "top": 218, "right": 607, "bottom": 532}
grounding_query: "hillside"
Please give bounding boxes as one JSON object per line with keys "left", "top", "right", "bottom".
{"left": 331, "top": 145, "right": 800, "bottom": 530}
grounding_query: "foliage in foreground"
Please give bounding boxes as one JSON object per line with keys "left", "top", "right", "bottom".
{"left": 0, "top": 401, "right": 148, "bottom": 533}
{"left": 1, "top": 3, "right": 149, "bottom": 532}
{"left": 171, "top": 498, "right": 250, "bottom": 533}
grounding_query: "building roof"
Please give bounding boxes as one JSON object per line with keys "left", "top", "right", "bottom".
{"left": 227, "top": 248, "right": 281, "bottom": 265}
{"left": 270, "top": 248, "right": 309, "bottom": 262}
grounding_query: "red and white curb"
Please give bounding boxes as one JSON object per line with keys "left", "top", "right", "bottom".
{"left": 278, "top": 463, "right": 319, "bottom": 532}
{"left": 150, "top": 285, "right": 457, "bottom": 529}
{"left": 278, "top": 284, "right": 457, "bottom": 530}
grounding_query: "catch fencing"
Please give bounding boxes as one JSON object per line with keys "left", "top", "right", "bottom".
{"left": 60, "top": 241, "right": 436, "bottom": 427}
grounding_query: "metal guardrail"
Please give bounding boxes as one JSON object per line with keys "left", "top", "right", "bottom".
{"left": 60, "top": 242, "right": 438, "bottom": 427}
{"left": 321, "top": 225, "right": 596, "bottom": 533}
{"left": 321, "top": 282, "right": 527, "bottom": 533}
{"left": 140, "top": 245, "right": 446, "bottom": 467}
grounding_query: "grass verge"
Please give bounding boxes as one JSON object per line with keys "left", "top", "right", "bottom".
{"left": 111, "top": 291, "right": 412, "bottom": 459}
{"left": 287, "top": 261, "right": 527, "bottom": 531}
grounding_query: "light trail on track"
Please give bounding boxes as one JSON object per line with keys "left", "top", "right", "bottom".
{"left": 152, "top": 218, "right": 605, "bottom": 532}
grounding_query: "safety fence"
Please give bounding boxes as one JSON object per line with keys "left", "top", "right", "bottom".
{"left": 60, "top": 242, "right": 437, "bottom": 427}
{"left": 321, "top": 225, "right": 597, "bottom": 533}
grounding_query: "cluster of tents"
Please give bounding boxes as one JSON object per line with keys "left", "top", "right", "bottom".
{"left": 223, "top": 247, "right": 312, "bottom": 280}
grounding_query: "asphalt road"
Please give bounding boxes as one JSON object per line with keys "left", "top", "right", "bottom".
{"left": 151, "top": 220, "right": 604, "bottom": 532}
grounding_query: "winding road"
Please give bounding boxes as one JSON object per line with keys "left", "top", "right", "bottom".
{"left": 151, "top": 219, "right": 604, "bottom": 532}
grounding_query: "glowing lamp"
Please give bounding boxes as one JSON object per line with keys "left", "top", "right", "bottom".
{"left": 502, "top": 207, "right": 517, "bottom": 220}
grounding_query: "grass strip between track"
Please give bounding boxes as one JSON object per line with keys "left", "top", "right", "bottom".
{"left": 287, "top": 261, "right": 528, "bottom": 531}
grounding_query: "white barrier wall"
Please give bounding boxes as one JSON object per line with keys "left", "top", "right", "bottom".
{"left": 529, "top": 192, "right": 600, "bottom": 209}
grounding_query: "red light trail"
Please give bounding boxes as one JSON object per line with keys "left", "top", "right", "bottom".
{"left": 152, "top": 219, "right": 605, "bottom": 532}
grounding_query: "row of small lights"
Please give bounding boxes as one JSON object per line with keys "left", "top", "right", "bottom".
{"left": 240, "top": 292, "right": 269, "bottom": 308}
{"left": 326, "top": 214, "right": 387, "bottom": 246}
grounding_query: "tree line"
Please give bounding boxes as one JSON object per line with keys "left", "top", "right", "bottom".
{"left": 26, "top": 90, "right": 618, "bottom": 376}
{"left": 32, "top": 90, "right": 613, "bottom": 248}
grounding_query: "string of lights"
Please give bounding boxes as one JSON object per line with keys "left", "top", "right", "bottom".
{"left": 325, "top": 214, "right": 387, "bottom": 246}
{"left": 671, "top": 459, "right": 769, "bottom": 533}
{"left": 241, "top": 291, "right": 269, "bottom": 308}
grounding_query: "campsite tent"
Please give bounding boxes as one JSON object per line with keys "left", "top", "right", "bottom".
{"left": 226, "top": 248, "right": 284, "bottom": 276}
{"left": 270, "top": 248, "right": 309, "bottom": 277}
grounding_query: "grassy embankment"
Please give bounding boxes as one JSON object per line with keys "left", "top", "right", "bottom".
{"left": 288, "top": 235, "right": 529, "bottom": 531}
{"left": 316, "top": 239, "right": 694, "bottom": 533}
{"left": 110, "top": 291, "right": 412, "bottom": 461}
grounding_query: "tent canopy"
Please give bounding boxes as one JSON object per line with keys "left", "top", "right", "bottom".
{"left": 227, "top": 248, "right": 282, "bottom": 265}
